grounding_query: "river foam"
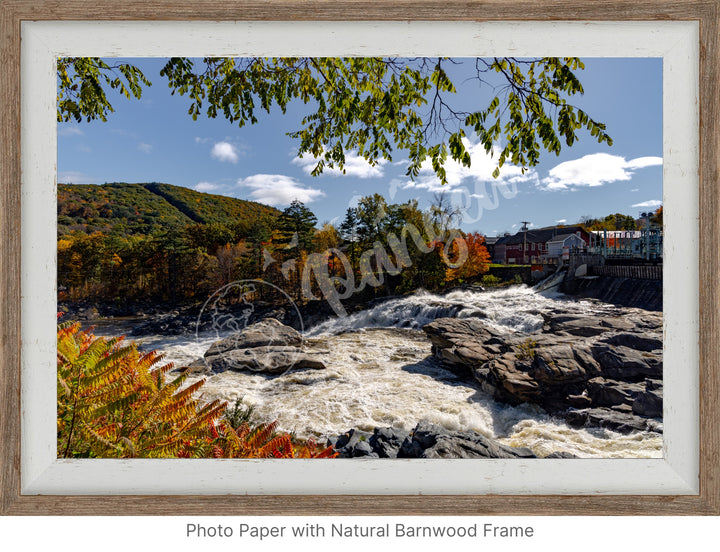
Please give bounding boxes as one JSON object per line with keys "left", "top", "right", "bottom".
{"left": 306, "top": 285, "right": 617, "bottom": 337}
{"left": 107, "top": 286, "right": 662, "bottom": 458}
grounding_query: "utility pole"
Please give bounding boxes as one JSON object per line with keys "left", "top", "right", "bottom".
{"left": 643, "top": 212, "right": 651, "bottom": 261}
{"left": 521, "top": 221, "right": 530, "bottom": 264}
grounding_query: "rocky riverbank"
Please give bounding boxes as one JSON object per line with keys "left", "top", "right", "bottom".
{"left": 59, "top": 298, "right": 341, "bottom": 336}
{"left": 328, "top": 421, "right": 577, "bottom": 459}
{"left": 181, "top": 318, "right": 327, "bottom": 375}
{"left": 422, "top": 308, "right": 663, "bottom": 434}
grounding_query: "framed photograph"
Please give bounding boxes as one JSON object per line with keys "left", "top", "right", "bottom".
{"left": 1, "top": 1, "right": 718, "bottom": 515}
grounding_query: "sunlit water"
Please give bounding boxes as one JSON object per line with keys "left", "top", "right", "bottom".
{"left": 99, "top": 286, "right": 662, "bottom": 458}
{"left": 306, "top": 285, "right": 620, "bottom": 336}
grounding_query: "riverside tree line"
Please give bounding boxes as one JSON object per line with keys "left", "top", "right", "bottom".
{"left": 57, "top": 186, "right": 492, "bottom": 308}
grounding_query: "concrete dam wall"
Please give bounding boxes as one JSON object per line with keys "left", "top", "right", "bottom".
{"left": 561, "top": 275, "right": 662, "bottom": 312}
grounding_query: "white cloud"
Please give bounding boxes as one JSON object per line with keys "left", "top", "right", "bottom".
{"left": 58, "top": 171, "right": 95, "bottom": 184}
{"left": 293, "top": 150, "right": 386, "bottom": 178}
{"left": 58, "top": 126, "right": 84, "bottom": 137}
{"left": 138, "top": 143, "right": 153, "bottom": 154}
{"left": 555, "top": 219, "right": 567, "bottom": 224}
{"left": 541, "top": 153, "right": 662, "bottom": 191}
{"left": 626, "top": 157, "right": 664, "bottom": 169}
{"left": 631, "top": 199, "right": 662, "bottom": 208}
{"left": 237, "top": 174, "right": 325, "bottom": 207}
{"left": 195, "top": 136, "right": 210, "bottom": 144}
{"left": 211, "top": 141, "right": 240, "bottom": 163}
{"left": 401, "top": 138, "right": 536, "bottom": 192}
{"left": 195, "top": 182, "right": 221, "bottom": 193}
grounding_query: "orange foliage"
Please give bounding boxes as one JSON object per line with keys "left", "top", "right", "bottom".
{"left": 445, "top": 232, "right": 491, "bottom": 282}
{"left": 57, "top": 320, "right": 337, "bottom": 459}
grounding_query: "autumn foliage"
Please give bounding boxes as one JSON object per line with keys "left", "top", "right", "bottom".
{"left": 445, "top": 232, "right": 491, "bottom": 283}
{"left": 57, "top": 320, "right": 337, "bottom": 459}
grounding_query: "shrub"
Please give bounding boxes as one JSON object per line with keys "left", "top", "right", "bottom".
{"left": 515, "top": 338, "right": 539, "bottom": 361}
{"left": 57, "top": 320, "right": 337, "bottom": 459}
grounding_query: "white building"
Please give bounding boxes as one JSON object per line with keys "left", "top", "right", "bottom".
{"left": 546, "top": 233, "right": 587, "bottom": 259}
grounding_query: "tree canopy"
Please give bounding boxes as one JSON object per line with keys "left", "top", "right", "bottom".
{"left": 57, "top": 56, "right": 612, "bottom": 184}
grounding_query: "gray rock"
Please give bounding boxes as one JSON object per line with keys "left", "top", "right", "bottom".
{"left": 566, "top": 393, "right": 593, "bottom": 408}
{"left": 632, "top": 388, "right": 663, "bottom": 418}
{"left": 530, "top": 343, "right": 602, "bottom": 384}
{"left": 352, "top": 440, "right": 377, "bottom": 457}
{"left": 397, "top": 421, "right": 536, "bottom": 459}
{"left": 565, "top": 407, "right": 655, "bottom": 434}
{"left": 590, "top": 344, "right": 662, "bottom": 380}
{"left": 585, "top": 377, "right": 645, "bottom": 407}
{"left": 369, "top": 427, "right": 410, "bottom": 458}
{"left": 549, "top": 315, "right": 634, "bottom": 337}
{"left": 332, "top": 423, "right": 536, "bottom": 459}
{"left": 332, "top": 429, "right": 374, "bottom": 458}
{"left": 204, "top": 318, "right": 302, "bottom": 358}
{"left": 179, "top": 357, "right": 213, "bottom": 375}
{"left": 544, "top": 451, "right": 579, "bottom": 459}
{"left": 422, "top": 311, "right": 663, "bottom": 433}
{"left": 601, "top": 332, "right": 662, "bottom": 352}
{"left": 202, "top": 319, "right": 325, "bottom": 374}
{"left": 205, "top": 346, "right": 326, "bottom": 374}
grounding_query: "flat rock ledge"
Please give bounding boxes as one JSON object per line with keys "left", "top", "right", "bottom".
{"left": 423, "top": 310, "right": 663, "bottom": 435}
{"left": 182, "top": 318, "right": 326, "bottom": 375}
{"left": 329, "top": 421, "right": 576, "bottom": 459}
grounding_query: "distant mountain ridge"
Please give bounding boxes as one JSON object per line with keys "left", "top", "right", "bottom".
{"left": 58, "top": 182, "right": 280, "bottom": 235}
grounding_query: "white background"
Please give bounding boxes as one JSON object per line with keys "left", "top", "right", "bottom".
{"left": 2, "top": 516, "right": 720, "bottom": 550}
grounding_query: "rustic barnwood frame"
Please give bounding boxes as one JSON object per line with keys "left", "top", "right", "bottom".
{"left": 1, "top": 0, "right": 718, "bottom": 515}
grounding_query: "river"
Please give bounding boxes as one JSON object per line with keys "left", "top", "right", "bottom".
{"left": 97, "top": 286, "right": 663, "bottom": 458}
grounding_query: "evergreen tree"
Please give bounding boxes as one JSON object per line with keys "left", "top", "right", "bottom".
{"left": 275, "top": 200, "right": 317, "bottom": 250}
{"left": 274, "top": 200, "right": 318, "bottom": 300}
{"left": 339, "top": 207, "right": 360, "bottom": 273}
{"left": 247, "top": 218, "right": 273, "bottom": 278}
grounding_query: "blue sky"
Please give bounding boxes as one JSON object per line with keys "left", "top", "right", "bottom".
{"left": 58, "top": 57, "right": 662, "bottom": 236}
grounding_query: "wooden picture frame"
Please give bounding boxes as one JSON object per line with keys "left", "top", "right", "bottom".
{"left": 1, "top": 0, "right": 718, "bottom": 516}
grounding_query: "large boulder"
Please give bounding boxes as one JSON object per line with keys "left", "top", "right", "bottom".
{"left": 566, "top": 407, "right": 662, "bottom": 434}
{"left": 422, "top": 310, "right": 663, "bottom": 432}
{"left": 548, "top": 314, "right": 635, "bottom": 337}
{"left": 199, "top": 319, "right": 325, "bottom": 375}
{"left": 204, "top": 318, "right": 302, "bottom": 358}
{"left": 585, "top": 377, "right": 646, "bottom": 408}
{"left": 423, "top": 317, "right": 508, "bottom": 367}
{"left": 590, "top": 344, "right": 662, "bottom": 380}
{"left": 204, "top": 346, "right": 326, "bottom": 374}
{"left": 632, "top": 380, "right": 663, "bottom": 418}
{"left": 397, "top": 421, "right": 536, "bottom": 459}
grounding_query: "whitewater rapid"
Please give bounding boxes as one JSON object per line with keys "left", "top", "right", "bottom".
{"left": 119, "top": 286, "right": 662, "bottom": 459}
{"left": 306, "top": 285, "right": 618, "bottom": 336}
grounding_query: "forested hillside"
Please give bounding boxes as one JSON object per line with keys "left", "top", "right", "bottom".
{"left": 58, "top": 182, "right": 280, "bottom": 235}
